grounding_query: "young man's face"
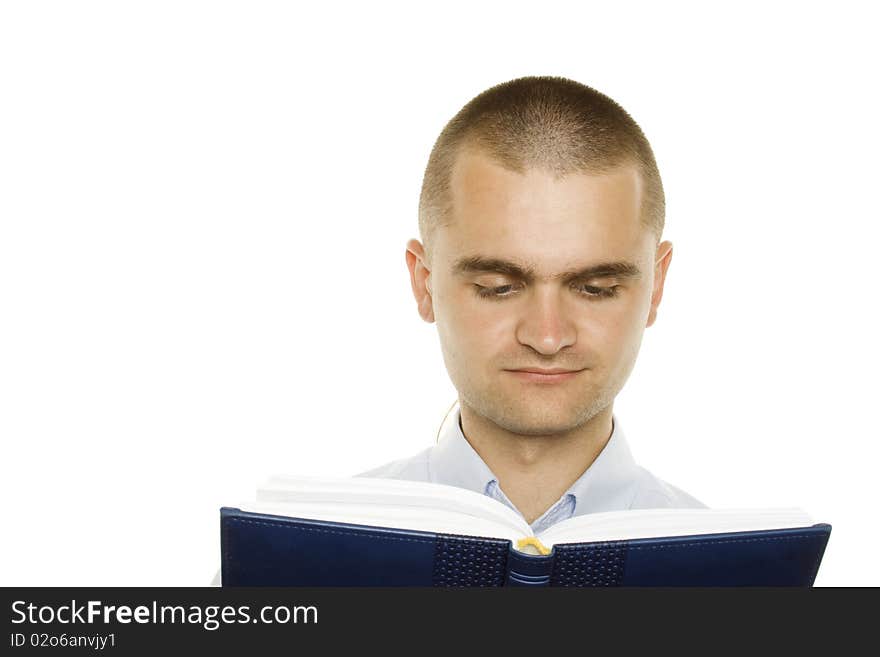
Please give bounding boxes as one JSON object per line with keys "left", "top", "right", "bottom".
{"left": 407, "top": 147, "right": 672, "bottom": 436}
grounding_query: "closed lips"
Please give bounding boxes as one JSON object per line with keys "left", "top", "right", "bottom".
{"left": 511, "top": 368, "right": 582, "bottom": 373}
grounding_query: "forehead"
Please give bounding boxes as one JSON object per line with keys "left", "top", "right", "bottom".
{"left": 440, "top": 148, "right": 651, "bottom": 270}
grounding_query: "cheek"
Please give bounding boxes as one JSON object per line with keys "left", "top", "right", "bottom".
{"left": 462, "top": 304, "right": 512, "bottom": 350}
{"left": 587, "top": 295, "right": 648, "bottom": 358}
{"left": 441, "top": 291, "right": 513, "bottom": 356}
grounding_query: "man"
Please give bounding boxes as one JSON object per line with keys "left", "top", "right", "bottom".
{"left": 356, "top": 75, "right": 706, "bottom": 533}
{"left": 209, "top": 75, "right": 703, "bottom": 585}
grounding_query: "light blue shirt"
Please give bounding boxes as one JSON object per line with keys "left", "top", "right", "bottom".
{"left": 355, "top": 401, "right": 707, "bottom": 534}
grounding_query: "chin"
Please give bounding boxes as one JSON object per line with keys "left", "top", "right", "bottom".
{"left": 488, "top": 397, "right": 595, "bottom": 437}
{"left": 496, "top": 414, "right": 582, "bottom": 437}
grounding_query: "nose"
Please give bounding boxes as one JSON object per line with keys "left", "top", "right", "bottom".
{"left": 515, "top": 287, "right": 577, "bottom": 355}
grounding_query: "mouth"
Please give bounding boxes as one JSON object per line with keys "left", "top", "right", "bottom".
{"left": 504, "top": 368, "right": 585, "bottom": 384}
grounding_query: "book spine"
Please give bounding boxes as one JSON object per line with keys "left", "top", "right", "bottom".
{"left": 505, "top": 546, "right": 554, "bottom": 587}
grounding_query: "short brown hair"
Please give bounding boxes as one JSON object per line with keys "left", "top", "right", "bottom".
{"left": 418, "top": 76, "right": 665, "bottom": 262}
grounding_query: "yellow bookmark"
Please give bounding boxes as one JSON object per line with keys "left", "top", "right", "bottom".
{"left": 516, "top": 537, "right": 551, "bottom": 555}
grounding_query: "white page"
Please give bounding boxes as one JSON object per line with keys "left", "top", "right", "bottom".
{"left": 245, "top": 476, "right": 816, "bottom": 553}
{"left": 258, "top": 474, "right": 530, "bottom": 536}
{"left": 238, "top": 500, "right": 523, "bottom": 543}
{"left": 537, "top": 507, "right": 814, "bottom": 546}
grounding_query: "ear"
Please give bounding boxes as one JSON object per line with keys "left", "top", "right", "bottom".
{"left": 646, "top": 240, "right": 673, "bottom": 327}
{"left": 406, "top": 238, "right": 435, "bottom": 323}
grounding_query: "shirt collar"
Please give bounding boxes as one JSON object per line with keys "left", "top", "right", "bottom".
{"left": 428, "top": 402, "right": 499, "bottom": 493}
{"left": 428, "top": 400, "right": 640, "bottom": 514}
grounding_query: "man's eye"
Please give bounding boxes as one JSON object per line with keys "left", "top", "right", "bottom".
{"left": 576, "top": 284, "right": 620, "bottom": 299}
{"left": 474, "top": 284, "right": 517, "bottom": 299}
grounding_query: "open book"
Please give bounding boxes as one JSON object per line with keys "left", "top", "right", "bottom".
{"left": 221, "top": 475, "right": 831, "bottom": 587}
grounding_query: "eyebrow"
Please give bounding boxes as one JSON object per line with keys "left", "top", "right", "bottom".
{"left": 451, "top": 255, "right": 643, "bottom": 283}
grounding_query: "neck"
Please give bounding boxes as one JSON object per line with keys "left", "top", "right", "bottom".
{"left": 458, "top": 400, "right": 614, "bottom": 524}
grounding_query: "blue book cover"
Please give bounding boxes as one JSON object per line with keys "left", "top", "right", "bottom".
{"left": 220, "top": 477, "right": 831, "bottom": 587}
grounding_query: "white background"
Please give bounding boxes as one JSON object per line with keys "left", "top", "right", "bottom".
{"left": 1, "top": 1, "right": 877, "bottom": 586}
